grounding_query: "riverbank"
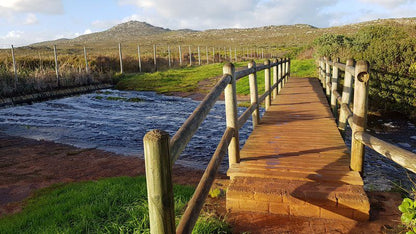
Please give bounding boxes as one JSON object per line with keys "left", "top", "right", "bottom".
{"left": 0, "top": 133, "right": 208, "bottom": 216}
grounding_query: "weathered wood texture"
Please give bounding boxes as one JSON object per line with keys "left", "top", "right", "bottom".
{"left": 144, "top": 130, "right": 175, "bottom": 234}
{"left": 227, "top": 78, "right": 369, "bottom": 221}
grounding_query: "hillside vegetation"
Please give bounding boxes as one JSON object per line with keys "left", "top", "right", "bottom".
{"left": 314, "top": 25, "right": 416, "bottom": 118}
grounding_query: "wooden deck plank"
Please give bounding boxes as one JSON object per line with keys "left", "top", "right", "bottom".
{"left": 226, "top": 77, "right": 370, "bottom": 221}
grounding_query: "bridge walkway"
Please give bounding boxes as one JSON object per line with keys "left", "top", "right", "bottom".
{"left": 226, "top": 77, "right": 370, "bottom": 221}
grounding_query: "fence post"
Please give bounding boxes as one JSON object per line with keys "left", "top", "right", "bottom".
{"left": 118, "top": 43, "right": 123, "bottom": 74}
{"left": 11, "top": 45, "right": 17, "bottom": 89}
{"left": 206, "top": 46, "right": 209, "bottom": 64}
{"left": 264, "top": 59, "right": 271, "bottom": 110}
{"left": 223, "top": 63, "right": 240, "bottom": 166}
{"left": 197, "top": 46, "right": 201, "bottom": 65}
{"left": 83, "top": 46, "right": 89, "bottom": 74}
{"left": 189, "top": 46, "right": 192, "bottom": 66}
{"left": 53, "top": 45, "right": 60, "bottom": 87}
{"left": 234, "top": 48, "right": 237, "bottom": 62}
{"left": 144, "top": 130, "right": 175, "bottom": 234}
{"left": 350, "top": 61, "right": 370, "bottom": 173}
{"left": 249, "top": 61, "right": 260, "bottom": 128}
{"left": 168, "top": 45, "right": 171, "bottom": 68}
{"left": 321, "top": 58, "right": 326, "bottom": 87}
{"left": 325, "top": 58, "right": 331, "bottom": 98}
{"left": 138, "top": 45, "right": 142, "bottom": 72}
{"left": 287, "top": 58, "right": 290, "bottom": 82}
{"left": 331, "top": 58, "right": 340, "bottom": 118}
{"left": 229, "top": 47, "right": 232, "bottom": 62}
{"left": 278, "top": 58, "right": 282, "bottom": 93}
{"left": 179, "top": 45, "right": 182, "bottom": 66}
{"left": 153, "top": 44, "right": 157, "bottom": 71}
{"left": 272, "top": 58, "right": 278, "bottom": 99}
{"left": 212, "top": 47, "right": 215, "bottom": 63}
{"left": 338, "top": 59, "right": 355, "bottom": 132}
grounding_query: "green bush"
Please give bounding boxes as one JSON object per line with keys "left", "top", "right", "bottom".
{"left": 314, "top": 25, "right": 416, "bottom": 119}
{"left": 399, "top": 198, "right": 416, "bottom": 234}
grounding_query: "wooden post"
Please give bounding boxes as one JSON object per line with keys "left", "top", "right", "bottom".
{"left": 331, "top": 58, "right": 340, "bottom": 117}
{"left": 168, "top": 45, "right": 171, "bottom": 68}
{"left": 138, "top": 45, "right": 142, "bottom": 72}
{"left": 281, "top": 58, "right": 286, "bottom": 87}
{"left": 287, "top": 58, "right": 290, "bottom": 82}
{"left": 272, "top": 58, "right": 278, "bottom": 99}
{"left": 179, "top": 45, "right": 182, "bottom": 66}
{"left": 206, "top": 46, "right": 209, "bottom": 64}
{"left": 264, "top": 59, "right": 271, "bottom": 110}
{"left": 189, "top": 46, "right": 192, "bottom": 66}
{"left": 198, "top": 46, "right": 201, "bottom": 65}
{"left": 11, "top": 45, "right": 17, "bottom": 89}
{"left": 118, "top": 43, "right": 123, "bottom": 74}
{"left": 339, "top": 59, "right": 355, "bottom": 131}
{"left": 248, "top": 61, "right": 260, "bottom": 127}
{"left": 229, "top": 47, "right": 232, "bottom": 62}
{"left": 53, "top": 45, "right": 60, "bottom": 87}
{"left": 325, "top": 58, "right": 331, "bottom": 97}
{"left": 350, "top": 61, "right": 370, "bottom": 173}
{"left": 143, "top": 130, "right": 175, "bottom": 234}
{"left": 212, "top": 47, "right": 215, "bottom": 63}
{"left": 83, "top": 46, "right": 89, "bottom": 73}
{"left": 261, "top": 48, "right": 264, "bottom": 59}
{"left": 223, "top": 63, "right": 240, "bottom": 166}
{"left": 278, "top": 58, "right": 282, "bottom": 93}
{"left": 234, "top": 48, "right": 237, "bottom": 62}
{"left": 153, "top": 44, "right": 157, "bottom": 71}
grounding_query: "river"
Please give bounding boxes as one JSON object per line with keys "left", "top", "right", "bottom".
{"left": 0, "top": 89, "right": 415, "bottom": 192}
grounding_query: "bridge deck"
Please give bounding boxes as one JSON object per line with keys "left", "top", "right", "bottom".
{"left": 226, "top": 77, "right": 370, "bottom": 221}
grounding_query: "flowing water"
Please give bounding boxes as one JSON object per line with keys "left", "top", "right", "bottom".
{"left": 0, "top": 89, "right": 415, "bottom": 191}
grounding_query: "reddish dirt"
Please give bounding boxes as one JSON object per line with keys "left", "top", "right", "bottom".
{"left": 0, "top": 133, "right": 204, "bottom": 216}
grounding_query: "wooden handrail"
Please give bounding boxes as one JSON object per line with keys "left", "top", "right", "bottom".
{"left": 176, "top": 127, "right": 235, "bottom": 234}
{"left": 318, "top": 57, "right": 416, "bottom": 175}
{"left": 170, "top": 74, "right": 231, "bottom": 163}
{"left": 145, "top": 58, "right": 291, "bottom": 234}
{"left": 354, "top": 131, "right": 416, "bottom": 173}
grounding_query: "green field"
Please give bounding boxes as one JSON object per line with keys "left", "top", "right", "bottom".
{"left": 117, "top": 59, "right": 316, "bottom": 96}
{"left": 0, "top": 176, "right": 230, "bottom": 233}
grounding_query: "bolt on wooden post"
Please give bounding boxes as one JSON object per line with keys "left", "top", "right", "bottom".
{"left": 143, "top": 130, "right": 175, "bottom": 234}
{"left": 223, "top": 63, "right": 240, "bottom": 166}
{"left": 248, "top": 61, "right": 260, "bottom": 128}
{"left": 331, "top": 58, "right": 340, "bottom": 118}
{"left": 264, "top": 59, "right": 271, "bottom": 110}
{"left": 350, "top": 61, "right": 370, "bottom": 173}
{"left": 338, "top": 59, "right": 355, "bottom": 132}
{"left": 272, "top": 58, "right": 278, "bottom": 99}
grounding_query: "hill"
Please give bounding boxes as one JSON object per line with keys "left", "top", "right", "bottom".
{"left": 4, "top": 17, "right": 416, "bottom": 57}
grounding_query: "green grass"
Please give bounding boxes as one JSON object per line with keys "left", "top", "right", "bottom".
{"left": 290, "top": 59, "right": 317, "bottom": 77}
{"left": 116, "top": 59, "right": 316, "bottom": 96}
{"left": 0, "top": 176, "right": 230, "bottom": 234}
{"left": 116, "top": 63, "right": 226, "bottom": 93}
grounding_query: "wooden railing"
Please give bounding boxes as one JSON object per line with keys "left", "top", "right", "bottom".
{"left": 144, "top": 58, "right": 290, "bottom": 234}
{"left": 318, "top": 57, "right": 416, "bottom": 174}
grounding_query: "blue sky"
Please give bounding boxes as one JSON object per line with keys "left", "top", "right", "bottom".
{"left": 0, "top": 0, "right": 415, "bottom": 48}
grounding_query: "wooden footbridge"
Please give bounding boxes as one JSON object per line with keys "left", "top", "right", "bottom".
{"left": 143, "top": 58, "right": 416, "bottom": 233}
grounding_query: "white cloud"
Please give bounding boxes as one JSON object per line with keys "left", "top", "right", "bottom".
{"left": 84, "top": 29, "right": 92, "bottom": 34}
{"left": 119, "top": 0, "right": 335, "bottom": 29}
{"left": 358, "top": 0, "right": 410, "bottom": 8}
{"left": 2, "top": 30, "right": 23, "bottom": 39}
{"left": 23, "top": 13, "right": 38, "bottom": 25}
{"left": 0, "top": 0, "right": 63, "bottom": 14}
